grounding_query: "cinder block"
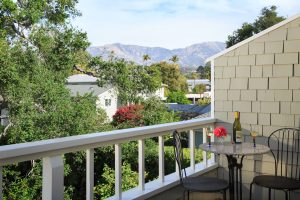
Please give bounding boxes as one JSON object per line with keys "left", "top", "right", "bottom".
{"left": 233, "top": 101, "right": 251, "bottom": 112}
{"left": 274, "top": 90, "right": 292, "bottom": 101}
{"left": 230, "top": 78, "right": 248, "bottom": 89}
{"left": 249, "top": 42, "right": 264, "bottom": 54}
{"left": 263, "top": 125, "right": 284, "bottom": 137}
{"left": 269, "top": 77, "right": 289, "bottom": 89}
{"left": 273, "top": 64, "right": 293, "bottom": 77}
{"left": 227, "top": 57, "right": 238, "bottom": 66}
{"left": 251, "top": 65, "right": 263, "bottom": 77}
{"left": 224, "top": 50, "right": 235, "bottom": 56}
{"left": 257, "top": 90, "right": 274, "bottom": 101}
{"left": 294, "top": 90, "right": 300, "bottom": 101}
{"left": 291, "top": 102, "right": 300, "bottom": 114}
{"left": 240, "top": 112, "right": 257, "bottom": 124}
{"left": 215, "top": 112, "right": 228, "bottom": 122}
{"left": 284, "top": 40, "right": 300, "bottom": 52}
{"left": 235, "top": 44, "right": 249, "bottom": 55}
{"left": 275, "top": 53, "right": 298, "bottom": 64}
{"left": 265, "top": 41, "right": 283, "bottom": 53}
{"left": 268, "top": 28, "right": 287, "bottom": 41}
{"left": 252, "top": 102, "right": 261, "bottom": 113}
{"left": 241, "top": 90, "right": 256, "bottom": 101}
{"left": 289, "top": 77, "right": 300, "bottom": 89}
{"left": 280, "top": 102, "right": 291, "bottom": 114}
{"left": 288, "top": 18, "right": 300, "bottom": 28}
{"left": 223, "top": 101, "right": 233, "bottom": 112}
{"left": 227, "top": 111, "right": 234, "bottom": 122}
{"left": 215, "top": 101, "right": 224, "bottom": 111}
{"left": 249, "top": 78, "right": 268, "bottom": 89}
{"left": 256, "top": 54, "right": 274, "bottom": 65}
{"left": 258, "top": 113, "right": 270, "bottom": 125}
{"left": 223, "top": 66, "right": 235, "bottom": 78}
{"left": 261, "top": 102, "right": 279, "bottom": 113}
{"left": 214, "top": 66, "right": 223, "bottom": 78}
{"left": 215, "top": 56, "right": 228, "bottom": 67}
{"left": 288, "top": 27, "right": 300, "bottom": 40}
{"left": 295, "top": 115, "right": 300, "bottom": 127}
{"left": 255, "top": 33, "right": 269, "bottom": 42}
{"left": 271, "top": 114, "right": 295, "bottom": 126}
{"left": 215, "top": 78, "right": 230, "bottom": 89}
{"left": 215, "top": 90, "right": 227, "bottom": 100}
{"left": 236, "top": 66, "right": 250, "bottom": 77}
{"left": 295, "top": 64, "right": 300, "bottom": 76}
{"left": 239, "top": 55, "right": 255, "bottom": 66}
{"left": 262, "top": 65, "right": 273, "bottom": 77}
{"left": 228, "top": 90, "right": 240, "bottom": 100}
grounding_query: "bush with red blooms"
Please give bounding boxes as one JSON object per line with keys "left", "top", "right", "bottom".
{"left": 213, "top": 126, "right": 228, "bottom": 138}
{"left": 112, "top": 104, "right": 144, "bottom": 128}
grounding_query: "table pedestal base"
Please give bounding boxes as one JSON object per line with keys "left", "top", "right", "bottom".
{"left": 226, "top": 155, "right": 245, "bottom": 200}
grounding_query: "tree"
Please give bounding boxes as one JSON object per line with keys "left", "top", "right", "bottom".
{"left": 166, "top": 91, "right": 191, "bottom": 104}
{"left": 169, "top": 55, "right": 179, "bottom": 63}
{"left": 151, "top": 62, "right": 187, "bottom": 92}
{"left": 226, "top": 6, "right": 285, "bottom": 48}
{"left": 142, "top": 54, "right": 151, "bottom": 65}
{"left": 196, "top": 63, "right": 211, "bottom": 80}
{"left": 193, "top": 84, "right": 206, "bottom": 94}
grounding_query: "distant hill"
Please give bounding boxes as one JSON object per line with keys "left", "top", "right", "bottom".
{"left": 87, "top": 42, "right": 225, "bottom": 71}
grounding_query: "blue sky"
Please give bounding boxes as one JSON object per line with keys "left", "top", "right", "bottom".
{"left": 73, "top": 0, "right": 300, "bottom": 49}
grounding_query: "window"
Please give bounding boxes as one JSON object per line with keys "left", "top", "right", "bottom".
{"left": 105, "top": 99, "right": 111, "bottom": 106}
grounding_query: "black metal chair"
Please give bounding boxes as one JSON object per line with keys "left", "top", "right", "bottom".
{"left": 173, "top": 130, "right": 229, "bottom": 200}
{"left": 249, "top": 128, "right": 300, "bottom": 200}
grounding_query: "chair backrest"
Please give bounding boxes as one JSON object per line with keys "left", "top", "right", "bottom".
{"left": 173, "top": 130, "right": 187, "bottom": 184}
{"left": 268, "top": 128, "right": 300, "bottom": 179}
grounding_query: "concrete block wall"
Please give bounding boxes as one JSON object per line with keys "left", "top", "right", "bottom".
{"left": 213, "top": 18, "right": 300, "bottom": 199}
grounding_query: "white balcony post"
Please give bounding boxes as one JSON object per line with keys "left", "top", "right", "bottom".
{"left": 86, "top": 149, "right": 94, "bottom": 200}
{"left": 42, "top": 156, "right": 64, "bottom": 200}
{"left": 158, "top": 136, "right": 165, "bottom": 182}
{"left": 202, "top": 128, "right": 208, "bottom": 165}
{"left": 115, "top": 144, "right": 122, "bottom": 199}
{"left": 189, "top": 130, "right": 195, "bottom": 171}
{"left": 0, "top": 166, "right": 2, "bottom": 200}
{"left": 211, "top": 59, "right": 215, "bottom": 118}
{"left": 138, "top": 139, "right": 145, "bottom": 190}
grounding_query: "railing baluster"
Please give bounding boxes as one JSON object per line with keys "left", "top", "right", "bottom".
{"left": 158, "top": 136, "right": 165, "bottom": 182}
{"left": 189, "top": 130, "right": 195, "bottom": 171}
{"left": 115, "top": 144, "right": 122, "bottom": 199}
{"left": 203, "top": 128, "right": 208, "bottom": 165}
{"left": 42, "top": 156, "right": 64, "bottom": 200}
{"left": 86, "top": 149, "right": 94, "bottom": 200}
{"left": 0, "top": 166, "right": 2, "bottom": 200}
{"left": 138, "top": 139, "right": 145, "bottom": 190}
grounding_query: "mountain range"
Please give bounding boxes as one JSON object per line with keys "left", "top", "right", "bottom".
{"left": 87, "top": 42, "right": 225, "bottom": 71}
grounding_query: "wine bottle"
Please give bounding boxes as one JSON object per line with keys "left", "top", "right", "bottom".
{"left": 233, "top": 111, "right": 242, "bottom": 144}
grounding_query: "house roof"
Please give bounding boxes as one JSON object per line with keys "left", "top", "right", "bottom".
{"left": 166, "top": 103, "right": 211, "bottom": 114}
{"left": 187, "top": 79, "right": 210, "bottom": 85}
{"left": 67, "top": 74, "right": 98, "bottom": 84}
{"left": 66, "top": 84, "right": 112, "bottom": 96}
{"left": 206, "top": 12, "right": 300, "bottom": 62}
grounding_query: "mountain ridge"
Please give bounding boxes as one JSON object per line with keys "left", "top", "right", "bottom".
{"left": 87, "top": 42, "right": 225, "bottom": 70}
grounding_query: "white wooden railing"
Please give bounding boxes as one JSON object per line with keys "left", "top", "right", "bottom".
{"left": 0, "top": 117, "right": 217, "bottom": 200}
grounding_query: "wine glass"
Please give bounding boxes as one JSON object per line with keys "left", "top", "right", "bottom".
{"left": 250, "top": 125, "right": 258, "bottom": 147}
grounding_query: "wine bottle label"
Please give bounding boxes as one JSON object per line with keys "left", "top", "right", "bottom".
{"left": 236, "top": 131, "right": 243, "bottom": 143}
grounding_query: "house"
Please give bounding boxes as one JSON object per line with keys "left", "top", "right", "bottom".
{"left": 66, "top": 74, "right": 118, "bottom": 121}
{"left": 206, "top": 12, "right": 300, "bottom": 199}
{"left": 187, "top": 79, "right": 211, "bottom": 92}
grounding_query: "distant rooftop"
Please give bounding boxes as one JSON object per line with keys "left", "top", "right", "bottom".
{"left": 67, "top": 74, "right": 98, "bottom": 84}
{"left": 187, "top": 79, "right": 210, "bottom": 85}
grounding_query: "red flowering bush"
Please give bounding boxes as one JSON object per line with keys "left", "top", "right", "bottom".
{"left": 213, "top": 126, "right": 228, "bottom": 138}
{"left": 112, "top": 104, "right": 144, "bottom": 128}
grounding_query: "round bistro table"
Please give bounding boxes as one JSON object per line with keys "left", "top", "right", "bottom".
{"left": 199, "top": 142, "right": 270, "bottom": 200}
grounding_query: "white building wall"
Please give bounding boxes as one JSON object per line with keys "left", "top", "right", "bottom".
{"left": 96, "top": 88, "right": 118, "bottom": 121}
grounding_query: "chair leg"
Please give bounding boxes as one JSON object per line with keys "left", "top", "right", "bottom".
{"left": 187, "top": 190, "right": 190, "bottom": 200}
{"left": 223, "top": 189, "right": 226, "bottom": 200}
{"left": 249, "top": 182, "right": 253, "bottom": 200}
{"left": 284, "top": 190, "right": 288, "bottom": 200}
{"left": 268, "top": 188, "right": 271, "bottom": 200}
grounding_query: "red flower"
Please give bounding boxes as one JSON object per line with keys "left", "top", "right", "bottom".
{"left": 213, "top": 126, "right": 227, "bottom": 138}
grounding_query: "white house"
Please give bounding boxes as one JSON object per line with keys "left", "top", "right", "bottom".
{"left": 187, "top": 79, "right": 211, "bottom": 92}
{"left": 66, "top": 74, "right": 118, "bottom": 121}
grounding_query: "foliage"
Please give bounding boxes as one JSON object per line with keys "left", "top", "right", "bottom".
{"left": 197, "top": 97, "right": 211, "bottom": 106}
{"left": 94, "top": 163, "right": 140, "bottom": 199}
{"left": 167, "top": 91, "right": 191, "bottom": 104}
{"left": 226, "top": 5, "right": 285, "bottom": 47}
{"left": 150, "top": 62, "right": 188, "bottom": 92}
{"left": 196, "top": 64, "right": 211, "bottom": 80}
{"left": 112, "top": 104, "right": 144, "bottom": 129}
{"left": 169, "top": 55, "right": 179, "bottom": 63}
{"left": 192, "top": 84, "right": 206, "bottom": 94}
{"left": 185, "top": 72, "right": 200, "bottom": 79}
{"left": 90, "top": 58, "right": 162, "bottom": 104}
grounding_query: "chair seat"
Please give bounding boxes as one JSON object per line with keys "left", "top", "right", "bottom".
{"left": 183, "top": 176, "right": 229, "bottom": 192}
{"left": 253, "top": 175, "right": 300, "bottom": 190}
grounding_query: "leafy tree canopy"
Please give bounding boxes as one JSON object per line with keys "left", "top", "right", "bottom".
{"left": 192, "top": 84, "right": 206, "bottom": 94}
{"left": 166, "top": 91, "right": 191, "bottom": 104}
{"left": 226, "top": 5, "right": 285, "bottom": 48}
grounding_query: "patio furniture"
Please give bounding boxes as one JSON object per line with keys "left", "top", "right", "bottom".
{"left": 200, "top": 142, "right": 270, "bottom": 200}
{"left": 249, "top": 128, "right": 300, "bottom": 200}
{"left": 173, "top": 130, "right": 229, "bottom": 200}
